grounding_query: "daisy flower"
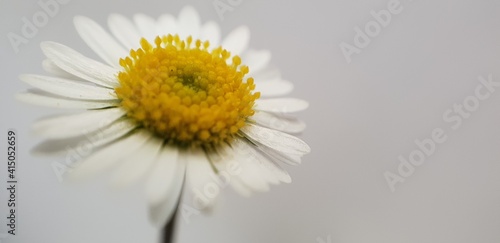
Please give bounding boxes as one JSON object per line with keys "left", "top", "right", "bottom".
{"left": 18, "top": 6, "right": 310, "bottom": 227}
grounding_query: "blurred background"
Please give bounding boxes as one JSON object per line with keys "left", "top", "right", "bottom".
{"left": 1, "top": 0, "right": 500, "bottom": 242}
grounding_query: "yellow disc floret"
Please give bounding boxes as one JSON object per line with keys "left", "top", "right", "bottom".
{"left": 115, "top": 35, "right": 260, "bottom": 146}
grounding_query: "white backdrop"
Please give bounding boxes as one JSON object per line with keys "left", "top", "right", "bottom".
{"left": 1, "top": 0, "right": 500, "bottom": 242}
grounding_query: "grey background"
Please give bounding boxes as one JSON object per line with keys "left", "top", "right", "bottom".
{"left": 1, "top": 0, "right": 500, "bottom": 242}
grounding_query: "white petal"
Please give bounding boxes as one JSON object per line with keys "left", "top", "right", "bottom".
{"left": 42, "top": 59, "right": 78, "bottom": 79}
{"left": 252, "top": 68, "right": 295, "bottom": 96}
{"left": 149, "top": 160, "right": 185, "bottom": 227}
{"left": 108, "top": 14, "right": 142, "bottom": 50}
{"left": 204, "top": 146, "right": 252, "bottom": 197}
{"left": 251, "top": 111, "right": 306, "bottom": 134}
{"left": 218, "top": 143, "right": 270, "bottom": 192}
{"left": 240, "top": 123, "right": 311, "bottom": 156}
{"left": 257, "top": 81, "right": 295, "bottom": 98}
{"left": 235, "top": 138, "right": 292, "bottom": 183}
{"left": 32, "top": 108, "right": 126, "bottom": 139}
{"left": 41, "top": 42, "right": 119, "bottom": 88}
{"left": 31, "top": 118, "right": 136, "bottom": 156}
{"left": 186, "top": 147, "right": 219, "bottom": 210}
{"left": 233, "top": 139, "right": 281, "bottom": 185}
{"left": 253, "top": 68, "right": 282, "bottom": 83}
{"left": 200, "top": 21, "right": 220, "bottom": 47}
{"left": 146, "top": 145, "right": 180, "bottom": 205}
{"left": 243, "top": 49, "right": 271, "bottom": 75}
{"left": 74, "top": 16, "right": 128, "bottom": 68}
{"left": 177, "top": 5, "right": 200, "bottom": 39}
{"left": 20, "top": 74, "right": 115, "bottom": 101}
{"left": 255, "top": 98, "right": 309, "bottom": 113}
{"left": 133, "top": 14, "right": 157, "bottom": 42}
{"left": 16, "top": 92, "right": 118, "bottom": 109}
{"left": 157, "top": 14, "right": 177, "bottom": 36}
{"left": 110, "top": 136, "right": 164, "bottom": 188}
{"left": 221, "top": 25, "right": 250, "bottom": 56}
{"left": 70, "top": 129, "right": 152, "bottom": 180}
{"left": 232, "top": 157, "right": 270, "bottom": 191}
{"left": 228, "top": 177, "right": 253, "bottom": 197}
{"left": 257, "top": 145, "right": 302, "bottom": 166}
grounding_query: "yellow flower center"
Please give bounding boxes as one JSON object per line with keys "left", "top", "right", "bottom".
{"left": 115, "top": 35, "right": 260, "bottom": 146}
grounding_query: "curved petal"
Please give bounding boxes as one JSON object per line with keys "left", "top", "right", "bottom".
{"left": 41, "top": 41, "right": 119, "bottom": 88}
{"left": 146, "top": 145, "right": 180, "bottom": 205}
{"left": 206, "top": 144, "right": 252, "bottom": 197}
{"left": 157, "top": 14, "right": 177, "bottom": 36}
{"left": 255, "top": 98, "right": 309, "bottom": 113}
{"left": 149, "top": 159, "right": 185, "bottom": 227}
{"left": 185, "top": 147, "right": 220, "bottom": 210}
{"left": 70, "top": 129, "right": 152, "bottom": 180}
{"left": 250, "top": 111, "right": 306, "bottom": 134}
{"left": 110, "top": 136, "right": 164, "bottom": 188}
{"left": 16, "top": 91, "right": 118, "bottom": 109}
{"left": 232, "top": 139, "right": 279, "bottom": 185}
{"left": 256, "top": 144, "right": 302, "bottom": 166}
{"left": 177, "top": 5, "right": 201, "bottom": 39}
{"left": 42, "top": 59, "right": 79, "bottom": 79}
{"left": 233, "top": 138, "right": 292, "bottom": 184}
{"left": 74, "top": 16, "right": 128, "bottom": 68}
{"left": 243, "top": 49, "right": 271, "bottom": 75}
{"left": 19, "top": 74, "right": 115, "bottom": 101}
{"left": 221, "top": 25, "right": 250, "bottom": 56}
{"left": 217, "top": 143, "right": 269, "bottom": 192}
{"left": 229, "top": 153, "right": 270, "bottom": 191}
{"left": 200, "top": 21, "right": 221, "bottom": 47}
{"left": 228, "top": 177, "right": 253, "bottom": 197}
{"left": 207, "top": 146, "right": 253, "bottom": 197}
{"left": 252, "top": 68, "right": 282, "bottom": 83}
{"left": 32, "top": 108, "right": 126, "bottom": 139}
{"left": 240, "top": 123, "right": 311, "bottom": 156}
{"left": 108, "top": 14, "right": 142, "bottom": 50}
{"left": 31, "top": 118, "right": 136, "bottom": 156}
{"left": 133, "top": 13, "right": 157, "bottom": 42}
{"left": 256, "top": 81, "right": 294, "bottom": 97}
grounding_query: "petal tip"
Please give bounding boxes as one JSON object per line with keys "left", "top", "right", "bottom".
{"left": 73, "top": 15, "right": 89, "bottom": 26}
{"left": 180, "top": 5, "right": 198, "bottom": 15}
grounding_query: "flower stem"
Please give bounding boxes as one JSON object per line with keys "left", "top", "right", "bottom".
{"left": 161, "top": 209, "right": 178, "bottom": 243}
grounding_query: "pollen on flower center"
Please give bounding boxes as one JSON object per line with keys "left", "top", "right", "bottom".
{"left": 115, "top": 35, "right": 260, "bottom": 146}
